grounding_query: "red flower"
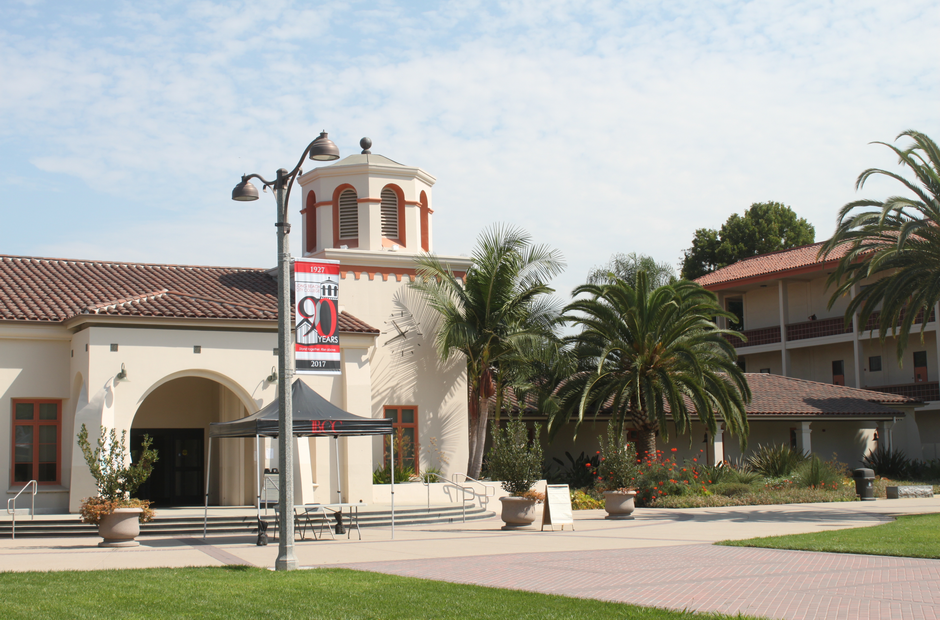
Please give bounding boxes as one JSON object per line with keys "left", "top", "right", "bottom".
{"left": 671, "top": 448, "right": 677, "bottom": 452}
{"left": 585, "top": 463, "right": 592, "bottom": 467}
{"left": 692, "top": 458, "right": 698, "bottom": 462}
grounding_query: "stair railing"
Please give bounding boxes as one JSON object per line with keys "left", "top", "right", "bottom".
{"left": 451, "top": 473, "right": 497, "bottom": 511}
{"left": 7, "top": 480, "right": 37, "bottom": 539}
{"left": 422, "top": 472, "right": 474, "bottom": 522}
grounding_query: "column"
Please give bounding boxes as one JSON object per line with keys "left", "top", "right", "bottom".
{"left": 342, "top": 346, "right": 374, "bottom": 504}
{"left": 852, "top": 283, "right": 863, "bottom": 388}
{"left": 709, "top": 425, "right": 725, "bottom": 466}
{"left": 778, "top": 280, "right": 790, "bottom": 376}
{"left": 796, "top": 421, "right": 812, "bottom": 456}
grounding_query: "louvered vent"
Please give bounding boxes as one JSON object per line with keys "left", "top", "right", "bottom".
{"left": 338, "top": 189, "right": 358, "bottom": 240}
{"left": 381, "top": 188, "right": 399, "bottom": 239}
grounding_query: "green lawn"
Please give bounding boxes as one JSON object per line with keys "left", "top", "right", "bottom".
{"left": 0, "top": 566, "right": 763, "bottom": 620}
{"left": 720, "top": 512, "right": 940, "bottom": 559}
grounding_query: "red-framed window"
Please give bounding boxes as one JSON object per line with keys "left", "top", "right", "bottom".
{"left": 12, "top": 399, "right": 61, "bottom": 485}
{"left": 383, "top": 406, "right": 418, "bottom": 470}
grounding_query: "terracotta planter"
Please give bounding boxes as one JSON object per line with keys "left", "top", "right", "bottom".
{"left": 603, "top": 490, "right": 637, "bottom": 519}
{"left": 98, "top": 507, "right": 143, "bottom": 547}
{"left": 498, "top": 496, "right": 538, "bottom": 529}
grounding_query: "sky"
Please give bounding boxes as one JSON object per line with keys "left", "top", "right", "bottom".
{"left": 2, "top": 0, "right": 938, "bottom": 302}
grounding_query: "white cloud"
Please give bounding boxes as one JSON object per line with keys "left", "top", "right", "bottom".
{"left": 0, "top": 0, "right": 937, "bottom": 299}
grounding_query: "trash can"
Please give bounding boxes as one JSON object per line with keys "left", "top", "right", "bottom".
{"left": 852, "top": 468, "right": 875, "bottom": 501}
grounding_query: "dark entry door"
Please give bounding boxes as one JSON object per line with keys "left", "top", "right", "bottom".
{"left": 132, "top": 428, "right": 204, "bottom": 506}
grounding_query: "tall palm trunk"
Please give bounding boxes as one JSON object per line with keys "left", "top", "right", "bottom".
{"left": 636, "top": 429, "right": 658, "bottom": 463}
{"left": 468, "top": 394, "right": 490, "bottom": 479}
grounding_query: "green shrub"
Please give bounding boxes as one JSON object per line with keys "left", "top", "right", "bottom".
{"left": 863, "top": 447, "right": 911, "bottom": 479}
{"left": 793, "top": 454, "right": 842, "bottom": 490}
{"left": 712, "top": 482, "right": 754, "bottom": 497}
{"left": 747, "top": 443, "right": 806, "bottom": 477}
{"left": 722, "top": 468, "right": 762, "bottom": 485}
{"left": 419, "top": 466, "right": 443, "bottom": 483}
{"left": 373, "top": 463, "right": 415, "bottom": 484}
{"left": 550, "top": 451, "right": 599, "bottom": 487}
{"left": 907, "top": 459, "right": 940, "bottom": 482}
{"left": 595, "top": 425, "right": 639, "bottom": 492}
{"left": 486, "top": 415, "right": 543, "bottom": 496}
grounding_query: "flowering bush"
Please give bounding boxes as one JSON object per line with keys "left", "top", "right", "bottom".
{"left": 633, "top": 450, "right": 715, "bottom": 506}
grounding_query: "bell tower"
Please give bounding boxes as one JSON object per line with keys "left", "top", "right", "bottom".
{"left": 298, "top": 138, "right": 434, "bottom": 257}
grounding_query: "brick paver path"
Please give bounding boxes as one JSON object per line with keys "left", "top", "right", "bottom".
{"left": 336, "top": 544, "right": 940, "bottom": 620}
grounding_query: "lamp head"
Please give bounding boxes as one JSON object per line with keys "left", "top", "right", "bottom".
{"left": 308, "top": 131, "right": 340, "bottom": 161}
{"left": 266, "top": 366, "right": 278, "bottom": 383}
{"left": 116, "top": 363, "right": 128, "bottom": 382}
{"left": 232, "top": 176, "right": 260, "bottom": 201}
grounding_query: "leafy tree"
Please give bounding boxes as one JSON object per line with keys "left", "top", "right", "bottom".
{"left": 587, "top": 252, "right": 675, "bottom": 288}
{"left": 552, "top": 271, "right": 750, "bottom": 460}
{"left": 821, "top": 130, "right": 940, "bottom": 362}
{"left": 681, "top": 202, "right": 815, "bottom": 279}
{"left": 411, "top": 224, "right": 565, "bottom": 479}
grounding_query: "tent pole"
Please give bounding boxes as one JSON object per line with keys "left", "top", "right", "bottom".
{"left": 203, "top": 437, "right": 212, "bottom": 539}
{"left": 390, "top": 434, "right": 395, "bottom": 540}
{"left": 255, "top": 434, "right": 261, "bottom": 522}
{"left": 334, "top": 435, "right": 342, "bottom": 504}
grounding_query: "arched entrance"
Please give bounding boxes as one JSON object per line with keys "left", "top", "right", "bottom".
{"left": 131, "top": 375, "right": 254, "bottom": 507}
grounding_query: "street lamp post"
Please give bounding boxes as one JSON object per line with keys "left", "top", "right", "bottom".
{"left": 232, "top": 131, "right": 340, "bottom": 571}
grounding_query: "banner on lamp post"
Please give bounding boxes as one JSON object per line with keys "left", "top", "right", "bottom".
{"left": 294, "top": 258, "right": 341, "bottom": 375}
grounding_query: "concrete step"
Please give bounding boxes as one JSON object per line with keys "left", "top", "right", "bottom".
{"left": 0, "top": 505, "right": 494, "bottom": 538}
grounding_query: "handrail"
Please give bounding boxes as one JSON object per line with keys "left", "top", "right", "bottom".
{"left": 422, "top": 473, "right": 473, "bottom": 522}
{"left": 452, "top": 473, "right": 497, "bottom": 498}
{"left": 7, "top": 480, "right": 37, "bottom": 539}
{"left": 451, "top": 473, "right": 497, "bottom": 511}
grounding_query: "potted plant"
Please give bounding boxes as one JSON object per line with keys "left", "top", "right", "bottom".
{"left": 77, "top": 424, "right": 158, "bottom": 547}
{"left": 595, "top": 424, "right": 639, "bottom": 519}
{"left": 486, "top": 415, "right": 544, "bottom": 529}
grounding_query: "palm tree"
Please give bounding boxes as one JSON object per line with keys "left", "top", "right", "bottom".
{"left": 586, "top": 252, "right": 676, "bottom": 288}
{"left": 821, "top": 130, "right": 940, "bottom": 362}
{"left": 411, "top": 224, "right": 565, "bottom": 479}
{"left": 551, "top": 271, "right": 750, "bottom": 460}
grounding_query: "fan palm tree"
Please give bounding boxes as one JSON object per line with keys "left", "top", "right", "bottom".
{"left": 551, "top": 271, "right": 750, "bottom": 460}
{"left": 411, "top": 224, "right": 565, "bottom": 479}
{"left": 821, "top": 130, "right": 940, "bottom": 362}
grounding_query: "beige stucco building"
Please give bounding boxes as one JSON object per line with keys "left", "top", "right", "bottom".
{"left": 2, "top": 143, "right": 471, "bottom": 514}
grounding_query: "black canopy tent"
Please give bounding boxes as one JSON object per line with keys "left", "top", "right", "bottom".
{"left": 203, "top": 379, "right": 395, "bottom": 537}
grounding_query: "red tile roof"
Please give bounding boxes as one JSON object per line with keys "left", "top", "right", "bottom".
{"left": 739, "top": 373, "right": 917, "bottom": 417}
{"left": 504, "top": 373, "right": 917, "bottom": 419}
{"left": 695, "top": 241, "right": 852, "bottom": 289}
{"left": 0, "top": 255, "right": 379, "bottom": 333}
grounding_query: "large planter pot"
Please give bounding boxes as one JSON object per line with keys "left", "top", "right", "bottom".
{"left": 603, "top": 490, "right": 637, "bottom": 520}
{"left": 98, "top": 508, "right": 143, "bottom": 547}
{"left": 498, "top": 496, "right": 538, "bottom": 530}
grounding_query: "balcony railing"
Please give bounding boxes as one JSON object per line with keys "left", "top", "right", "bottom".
{"left": 786, "top": 317, "right": 853, "bottom": 341}
{"left": 723, "top": 326, "right": 780, "bottom": 348}
{"left": 868, "top": 381, "right": 940, "bottom": 402}
{"left": 863, "top": 309, "right": 935, "bottom": 332}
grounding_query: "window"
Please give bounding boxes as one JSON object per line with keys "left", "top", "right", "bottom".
{"left": 869, "top": 355, "right": 882, "bottom": 372}
{"left": 384, "top": 406, "right": 418, "bottom": 470}
{"left": 12, "top": 400, "right": 61, "bottom": 484}
{"left": 338, "top": 189, "right": 358, "bottom": 240}
{"left": 736, "top": 356, "right": 746, "bottom": 372}
{"left": 760, "top": 368, "right": 771, "bottom": 374}
{"left": 380, "top": 188, "right": 399, "bottom": 239}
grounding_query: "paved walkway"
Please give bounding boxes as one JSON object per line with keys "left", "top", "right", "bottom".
{"left": 2, "top": 498, "right": 939, "bottom": 619}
